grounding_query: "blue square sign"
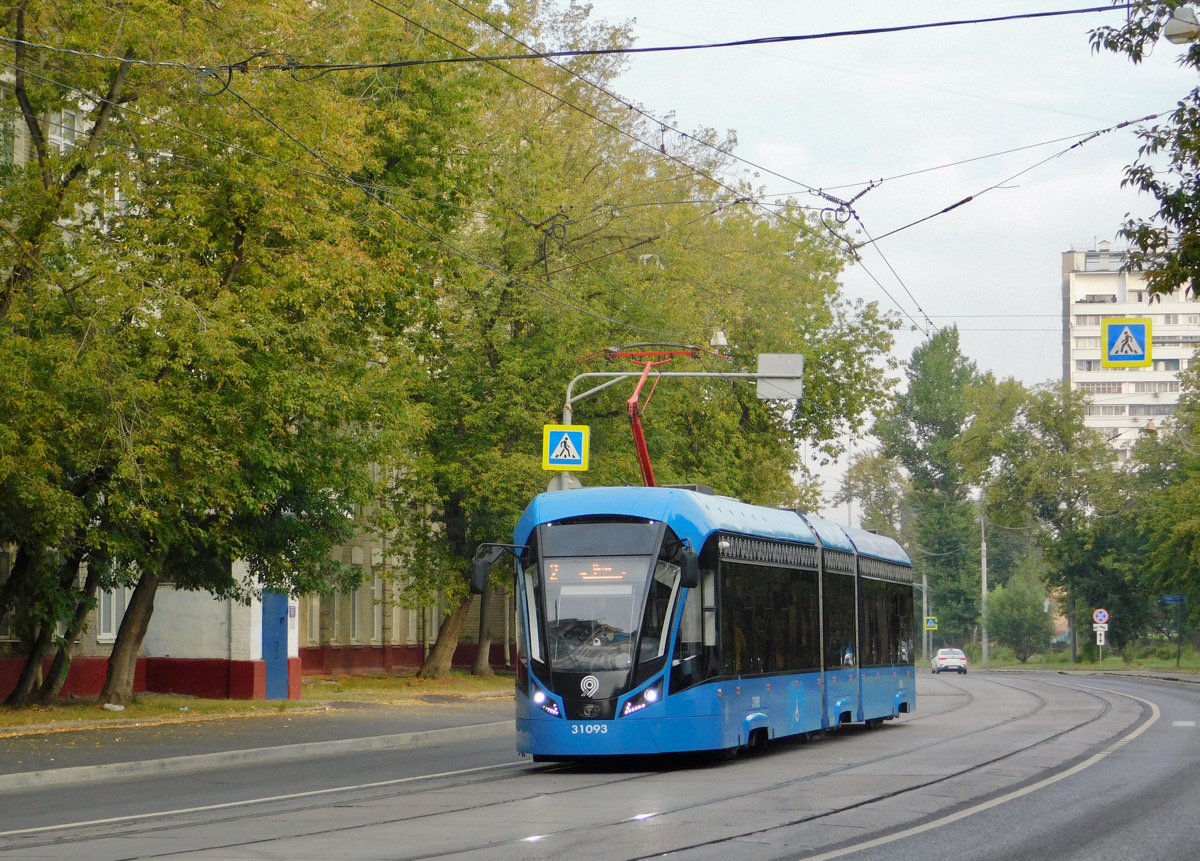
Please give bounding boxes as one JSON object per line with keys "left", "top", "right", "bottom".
{"left": 1102, "top": 317, "right": 1151, "bottom": 368}
{"left": 543, "top": 425, "right": 589, "bottom": 471}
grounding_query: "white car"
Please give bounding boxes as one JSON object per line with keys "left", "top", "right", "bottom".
{"left": 931, "top": 648, "right": 968, "bottom": 674}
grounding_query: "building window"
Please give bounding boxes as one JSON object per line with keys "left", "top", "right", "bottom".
{"left": 1185, "top": 314, "right": 1200, "bottom": 325}
{"left": 372, "top": 576, "right": 383, "bottom": 644}
{"left": 1077, "top": 381, "right": 1122, "bottom": 394}
{"left": 1130, "top": 404, "right": 1177, "bottom": 417}
{"left": 1152, "top": 359, "right": 1181, "bottom": 372}
{"left": 1076, "top": 360, "right": 1103, "bottom": 372}
{"left": 350, "top": 587, "right": 361, "bottom": 643}
{"left": 98, "top": 587, "right": 127, "bottom": 643}
{"left": 1074, "top": 337, "right": 1101, "bottom": 349}
{"left": 307, "top": 594, "right": 321, "bottom": 645}
{"left": 1162, "top": 314, "right": 1180, "bottom": 325}
{"left": 1133, "top": 381, "right": 1180, "bottom": 393}
{"left": 1075, "top": 315, "right": 1102, "bottom": 326}
{"left": 1081, "top": 294, "right": 1117, "bottom": 304}
{"left": 1087, "top": 405, "right": 1127, "bottom": 416}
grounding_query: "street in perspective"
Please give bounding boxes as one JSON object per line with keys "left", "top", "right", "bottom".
{"left": 5, "top": 2, "right": 1200, "bottom": 859}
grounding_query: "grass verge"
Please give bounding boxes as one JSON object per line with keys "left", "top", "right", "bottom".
{"left": 0, "top": 670, "right": 515, "bottom": 733}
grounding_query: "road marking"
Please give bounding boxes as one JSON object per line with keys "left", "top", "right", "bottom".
{"left": 0, "top": 761, "right": 523, "bottom": 837}
{"left": 1172, "top": 720, "right": 1196, "bottom": 727}
{"left": 801, "top": 684, "right": 1161, "bottom": 861}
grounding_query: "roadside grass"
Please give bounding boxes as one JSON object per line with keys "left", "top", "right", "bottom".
{"left": 301, "top": 670, "right": 514, "bottom": 703}
{"left": 956, "top": 643, "right": 1200, "bottom": 674}
{"left": 0, "top": 670, "right": 515, "bottom": 733}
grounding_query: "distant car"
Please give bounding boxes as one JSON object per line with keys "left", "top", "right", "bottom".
{"left": 931, "top": 648, "right": 968, "bottom": 674}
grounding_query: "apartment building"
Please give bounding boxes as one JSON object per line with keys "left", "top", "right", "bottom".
{"left": 1062, "top": 242, "right": 1200, "bottom": 461}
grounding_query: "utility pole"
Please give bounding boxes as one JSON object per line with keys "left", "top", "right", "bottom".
{"left": 980, "top": 510, "right": 989, "bottom": 665}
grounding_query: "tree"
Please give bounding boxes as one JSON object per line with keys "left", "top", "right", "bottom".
{"left": 1091, "top": 2, "right": 1200, "bottom": 298}
{"left": 874, "top": 328, "right": 981, "bottom": 644}
{"left": 976, "top": 381, "right": 1122, "bottom": 657}
{"left": 387, "top": 2, "right": 898, "bottom": 677}
{"left": 1130, "top": 359, "right": 1200, "bottom": 615}
{"left": 1, "top": 0, "right": 483, "bottom": 703}
{"left": 989, "top": 564, "right": 1055, "bottom": 662}
{"left": 833, "top": 451, "right": 910, "bottom": 541}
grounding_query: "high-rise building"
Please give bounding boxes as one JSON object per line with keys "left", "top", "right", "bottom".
{"left": 1062, "top": 242, "right": 1200, "bottom": 462}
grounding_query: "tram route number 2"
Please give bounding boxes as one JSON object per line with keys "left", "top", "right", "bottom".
{"left": 571, "top": 723, "right": 609, "bottom": 735}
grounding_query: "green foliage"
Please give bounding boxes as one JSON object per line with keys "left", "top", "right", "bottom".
{"left": 875, "top": 329, "right": 981, "bottom": 643}
{"left": 1091, "top": 2, "right": 1200, "bottom": 298}
{"left": 989, "top": 564, "right": 1055, "bottom": 663}
{"left": 383, "top": 4, "right": 899, "bottom": 619}
{"left": 0, "top": 0, "right": 483, "bottom": 665}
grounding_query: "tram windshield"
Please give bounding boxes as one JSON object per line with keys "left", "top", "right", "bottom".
{"left": 541, "top": 555, "right": 653, "bottom": 672}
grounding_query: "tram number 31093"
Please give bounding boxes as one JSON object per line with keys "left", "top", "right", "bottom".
{"left": 570, "top": 723, "right": 609, "bottom": 735}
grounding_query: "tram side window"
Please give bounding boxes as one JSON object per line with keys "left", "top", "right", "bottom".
{"left": 824, "top": 571, "right": 856, "bottom": 670}
{"left": 720, "top": 561, "right": 820, "bottom": 677}
{"left": 858, "top": 577, "right": 915, "bottom": 666}
{"left": 859, "top": 579, "right": 890, "bottom": 667}
{"left": 669, "top": 568, "right": 719, "bottom": 695}
{"left": 892, "top": 582, "right": 914, "bottom": 665}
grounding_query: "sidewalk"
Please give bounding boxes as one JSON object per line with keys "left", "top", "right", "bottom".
{"left": 0, "top": 694, "right": 515, "bottom": 791}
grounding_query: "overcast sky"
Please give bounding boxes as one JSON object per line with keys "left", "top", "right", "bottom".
{"left": 581, "top": 1, "right": 1194, "bottom": 384}
{"left": 577, "top": 1, "right": 1197, "bottom": 519}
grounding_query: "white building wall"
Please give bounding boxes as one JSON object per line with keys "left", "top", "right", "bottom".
{"left": 288, "top": 595, "right": 300, "bottom": 659}
{"left": 227, "top": 560, "right": 261, "bottom": 662}
{"left": 1062, "top": 244, "right": 1200, "bottom": 462}
{"left": 140, "top": 588, "right": 231, "bottom": 659}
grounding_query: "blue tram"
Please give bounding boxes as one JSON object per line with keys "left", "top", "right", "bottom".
{"left": 473, "top": 485, "right": 915, "bottom": 759}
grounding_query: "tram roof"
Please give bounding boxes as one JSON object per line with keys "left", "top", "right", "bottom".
{"left": 797, "top": 514, "right": 911, "bottom": 565}
{"left": 795, "top": 513, "right": 857, "bottom": 552}
{"left": 514, "top": 486, "right": 819, "bottom": 551}
{"left": 843, "top": 527, "right": 911, "bottom": 566}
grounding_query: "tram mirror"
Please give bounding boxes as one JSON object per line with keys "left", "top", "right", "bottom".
{"left": 680, "top": 544, "right": 700, "bottom": 589}
{"left": 471, "top": 545, "right": 506, "bottom": 594}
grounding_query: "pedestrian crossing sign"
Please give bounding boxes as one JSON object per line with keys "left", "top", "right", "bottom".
{"left": 1101, "top": 317, "right": 1152, "bottom": 368}
{"left": 543, "top": 425, "right": 590, "bottom": 471}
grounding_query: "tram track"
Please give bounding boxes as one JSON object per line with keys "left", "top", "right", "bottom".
{"left": 0, "top": 673, "right": 1139, "bottom": 861}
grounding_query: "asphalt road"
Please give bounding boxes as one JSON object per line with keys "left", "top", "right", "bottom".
{"left": 0, "top": 672, "right": 1194, "bottom": 860}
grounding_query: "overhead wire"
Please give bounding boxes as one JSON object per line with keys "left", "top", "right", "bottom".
{"left": 854, "top": 111, "right": 1165, "bottom": 250}
{"left": 0, "top": 5, "right": 1126, "bottom": 74}
{"left": 399, "top": 0, "right": 845, "bottom": 252}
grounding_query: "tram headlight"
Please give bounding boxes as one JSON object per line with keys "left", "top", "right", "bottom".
{"left": 620, "top": 679, "right": 664, "bottom": 717}
{"left": 531, "top": 685, "right": 561, "bottom": 717}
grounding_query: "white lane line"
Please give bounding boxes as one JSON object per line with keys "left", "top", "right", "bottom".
{"left": 0, "top": 761, "right": 523, "bottom": 837}
{"left": 1172, "top": 720, "right": 1196, "bottom": 727}
{"left": 801, "top": 684, "right": 1161, "bottom": 861}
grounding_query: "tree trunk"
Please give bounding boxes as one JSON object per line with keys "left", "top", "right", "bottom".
{"left": 0, "top": 543, "right": 32, "bottom": 623}
{"left": 4, "top": 621, "right": 56, "bottom": 707}
{"left": 471, "top": 584, "right": 494, "bottom": 677}
{"left": 34, "top": 562, "right": 101, "bottom": 705}
{"left": 4, "top": 547, "right": 85, "bottom": 707}
{"left": 100, "top": 571, "right": 160, "bottom": 705}
{"left": 417, "top": 595, "right": 473, "bottom": 679}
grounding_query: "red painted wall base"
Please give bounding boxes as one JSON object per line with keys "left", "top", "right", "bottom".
{"left": 299, "top": 643, "right": 517, "bottom": 676}
{"left": 0, "top": 655, "right": 300, "bottom": 702}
